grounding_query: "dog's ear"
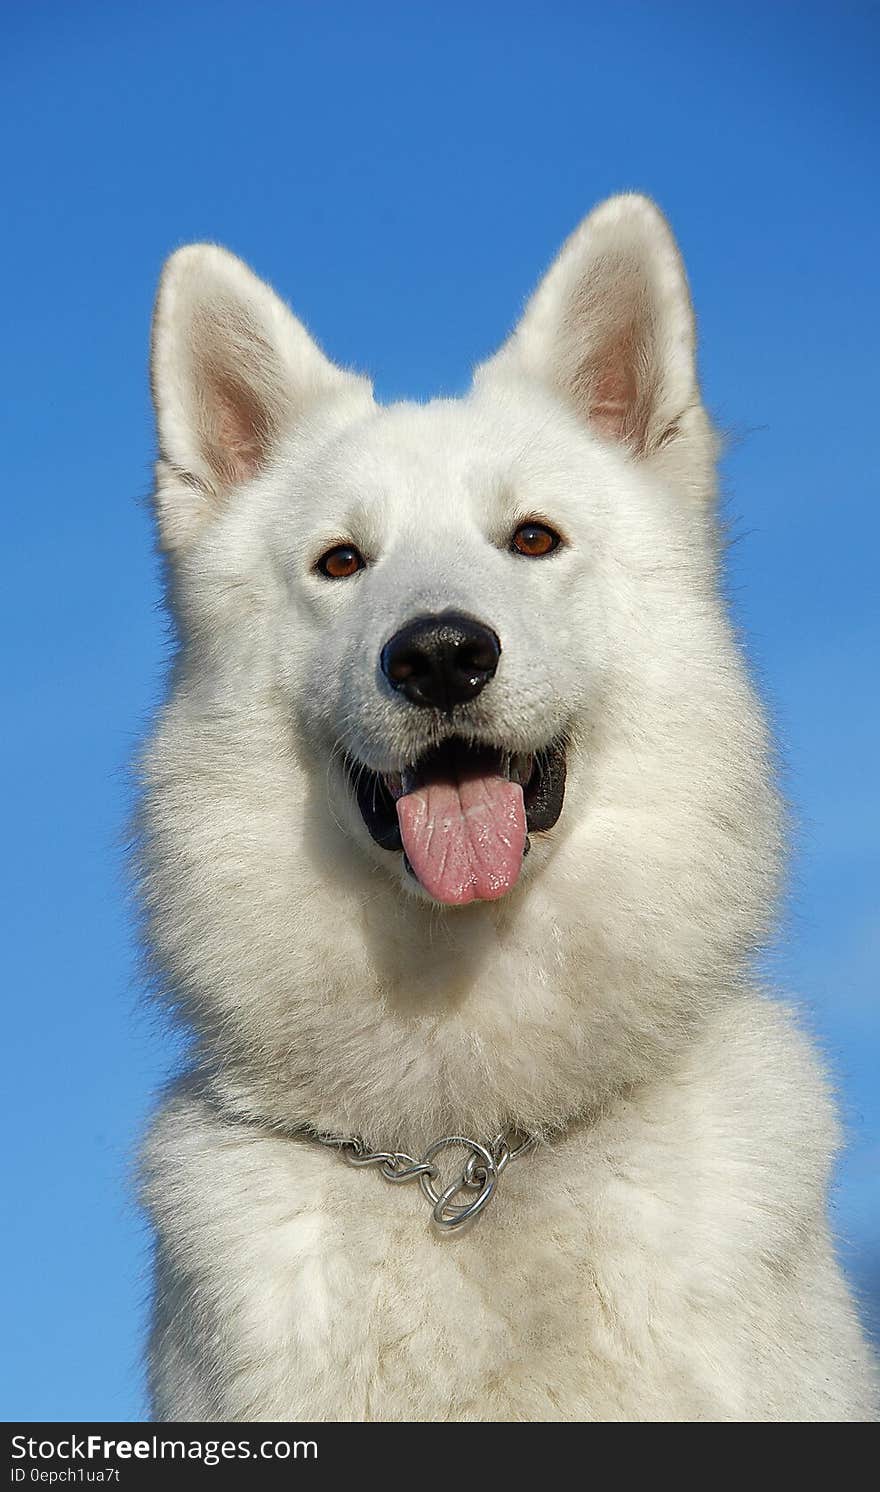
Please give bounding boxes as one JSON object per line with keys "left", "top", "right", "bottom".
{"left": 150, "top": 244, "right": 368, "bottom": 551}
{"left": 477, "top": 195, "right": 717, "bottom": 502}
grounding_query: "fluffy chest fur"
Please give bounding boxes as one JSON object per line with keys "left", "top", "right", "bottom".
{"left": 145, "top": 1000, "right": 875, "bottom": 1422}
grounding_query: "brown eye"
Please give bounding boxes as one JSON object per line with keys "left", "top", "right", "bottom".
{"left": 317, "top": 544, "right": 365, "bottom": 579}
{"left": 511, "top": 521, "right": 561, "bottom": 558}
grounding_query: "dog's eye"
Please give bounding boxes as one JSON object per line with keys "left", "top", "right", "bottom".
{"left": 511, "top": 522, "right": 561, "bottom": 558}
{"left": 317, "top": 544, "right": 365, "bottom": 579}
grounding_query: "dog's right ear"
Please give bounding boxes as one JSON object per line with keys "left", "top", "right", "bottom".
{"left": 150, "top": 244, "right": 368, "bottom": 552}
{"left": 476, "top": 196, "right": 718, "bottom": 504}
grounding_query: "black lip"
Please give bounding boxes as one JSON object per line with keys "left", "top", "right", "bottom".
{"left": 351, "top": 768, "right": 403, "bottom": 851}
{"left": 346, "top": 736, "right": 567, "bottom": 854}
{"left": 523, "top": 739, "right": 567, "bottom": 832}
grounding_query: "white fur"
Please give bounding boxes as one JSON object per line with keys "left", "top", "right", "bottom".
{"left": 139, "top": 195, "right": 878, "bottom": 1421}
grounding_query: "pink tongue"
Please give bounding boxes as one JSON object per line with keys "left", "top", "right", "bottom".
{"left": 396, "top": 772, "right": 527, "bottom": 905}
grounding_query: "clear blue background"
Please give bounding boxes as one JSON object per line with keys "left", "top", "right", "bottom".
{"left": 2, "top": 0, "right": 877, "bottom": 1421}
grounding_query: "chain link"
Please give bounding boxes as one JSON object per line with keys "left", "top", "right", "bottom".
{"left": 312, "top": 1128, "right": 537, "bottom": 1231}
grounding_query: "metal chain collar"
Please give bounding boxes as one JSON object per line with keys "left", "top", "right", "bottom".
{"left": 311, "top": 1128, "right": 537, "bottom": 1232}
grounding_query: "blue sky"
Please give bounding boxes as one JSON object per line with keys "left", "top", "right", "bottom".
{"left": 2, "top": 0, "right": 877, "bottom": 1420}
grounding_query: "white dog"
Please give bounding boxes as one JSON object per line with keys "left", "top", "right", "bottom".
{"left": 139, "top": 195, "right": 877, "bottom": 1421}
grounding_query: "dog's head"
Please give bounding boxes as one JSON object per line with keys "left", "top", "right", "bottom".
{"left": 142, "top": 197, "right": 781, "bottom": 1138}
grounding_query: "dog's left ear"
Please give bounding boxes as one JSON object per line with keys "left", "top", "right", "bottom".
{"left": 150, "top": 244, "right": 369, "bottom": 552}
{"left": 477, "top": 194, "right": 717, "bottom": 501}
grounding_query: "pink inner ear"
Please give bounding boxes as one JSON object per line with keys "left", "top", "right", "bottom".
{"left": 589, "top": 356, "right": 639, "bottom": 442}
{"left": 566, "top": 262, "right": 656, "bottom": 453}
{"left": 209, "top": 376, "right": 271, "bottom": 487}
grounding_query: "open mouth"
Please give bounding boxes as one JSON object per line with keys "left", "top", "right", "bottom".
{"left": 346, "top": 736, "right": 567, "bottom": 906}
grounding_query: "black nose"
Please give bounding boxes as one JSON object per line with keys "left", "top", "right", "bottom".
{"left": 380, "top": 610, "right": 501, "bottom": 711}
